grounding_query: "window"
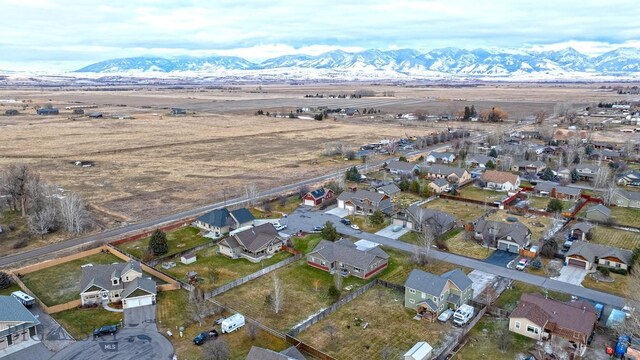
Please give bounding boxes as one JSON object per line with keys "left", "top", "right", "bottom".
{"left": 526, "top": 325, "right": 539, "bottom": 334}
{"left": 114, "top": 293, "right": 119, "bottom": 298}
{"left": 421, "top": 292, "right": 426, "bottom": 299}
{"left": 409, "top": 299, "right": 415, "bottom": 304}
{"left": 433, "top": 296, "right": 437, "bottom": 302}
{"left": 440, "top": 294, "right": 444, "bottom": 301}
{"left": 515, "top": 321, "right": 521, "bottom": 329}
{"left": 616, "top": 263, "right": 621, "bottom": 268}
{"left": 409, "top": 288, "right": 416, "bottom": 294}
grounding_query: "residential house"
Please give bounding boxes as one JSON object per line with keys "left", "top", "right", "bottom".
{"left": 344, "top": 108, "right": 360, "bottom": 116}
{"left": 465, "top": 154, "right": 494, "bottom": 168}
{"left": 574, "top": 164, "right": 601, "bottom": 181}
{"left": 509, "top": 293, "right": 597, "bottom": 353}
{"left": 80, "top": 260, "right": 157, "bottom": 309}
{"left": 393, "top": 205, "right": 456, "bottom": 235}
{"left": 387, "top": 160, "right": 420, "bottom": 175}
{"left": 553, "top": 129, "right": 588, "bottom": 144}
{"left": 482, "top": 170, "right": 520, "bottom": 191}
{"left": 376, "top": 183, "right": 401, "bottom": 197}
{"left": 511, "top": 160, "right": 546, "bottom": 174}
{"left": 428, "top": 178, "right": 450, "bottom": 194}
{"left": 0, "top": 296, "right": 40, "bottom": 351}
{"left": 307, "top": 239, "right": 389, "bottom": 279}
{"left": 585, "top": 204, "right": 611, "bottom": 222}
{"left": 246, "top": 346, "right": 306, "bottom": 360}
{"left": 194, "top": 207, "right": 255, "bottom": 236}
{"left": 404, "top": 342, "right": 433, "bottom": 360}
{"left": 565, "top": 241, "right": 633, "bottom": 270}
{"left": 218, "top": 223, "right": 284, "bottom": 262}
{"left": 423, "top": 165, "right": 471, "bottom": 186}
{"left": 569, "top": 222, "right": 593, "bottom": 241}
{"left": 616, "top": 170, "right": 640, "bottom": 187}
{"left": 471, "top": 218, "right": 531, "bottom": 253}
{"left": 404, "top": 269, "right": 473, "bottom": 318}
{"left": 533, "top": 181, "right": 582, "bottom": 200}
{"left": 337, "top": 188, "right": 394, "bottom": 215}
{"left": 589, "top": 149, "right": 622, "bottom": 161}
{"left": 426, "top": 152, "right": 456, "bottom": 164}
{"left": 612, "top": 190, "right": 640, "bottom": 209}
{"left": 72, "top": 109, "right": 84, "bottom": 115}
{"left": 36, "top": 108, "right": 59, "bottom": 115}
{"left": 303, "top": 188, "right": 334, "bottom": 206}
{"left": 89, "top": 112, "right": 103, "bottom": 118}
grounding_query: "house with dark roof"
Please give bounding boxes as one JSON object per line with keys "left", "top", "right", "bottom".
{"left": 194, "top": 207, "right": 255, "bottom": 236}
{"left": 511, "top": 160, "right": 546, "bottom": 173}
{"left": 386, "top": 160, "right": 420, "bottom": 175}
{"left": 170, "top": 108, "right": 187, "bottom": 116}
{"left": 423, "top": 165, "right": 471, "bottom": 185}
{"left": 584, "top": 204, "right": 611, "bottom": 222}
{"left": 306, "top": 239, "right": 389, "bottom": 279}
{"left": 428, "top": 178, "right": 450, "bottom": 194}
{"left": 533, "top": 181, "right": 582, "bottom": 200}
{"left": 589, "top": 149, "right": 621, "bottom": 161}
{"left": 509, "top": 293, "right": 597, "bottom": 354}
{"left": 482, "top": 170, "right": 520, "bottom": 191}
{"left": 404, "top": 269, "right": 473, "bottom": 318}
{"left": 426, "top": 152, "right": 456, "bottom": 164}
{"left": 80, "top": 260, "right": 156, "bottom": 309}
{"left": 612, "top": 189, "right": 640, "bottom": 209}
{"left": 375, "top": 183, "right": 401, "bottom": 197}
{"left": 574, "top": 163, "right": 601, "bottom": 181}
{"left": 569, "top": 222, "right": 593, "bottom": 241}
{"left": 465, "top": 154, "right": 494, "bottom": 168}
{"left": 337, "top": 188, "right": 394, "bottom": 215}
{"left": 617, "top": 170, "right": 640, "bottom": 187}
{"left": 218, "top": 223, "right": 284, "bottom": 262}
{"left": 0, "top": 295, "right": 40, "bottom": 351}
{"left": 246, "top": 346, "right": 306, "bottom": 360}
{"left": 393, "top": 205, "right": 456, "bottom": 236}
{"left": 36, "top": 107, "right": 59, "bottom": 115}
{"left": 303, "top": 188, "right": 334, "bottom": 206}
{"left": 565, "top": 241, "right": 633, "bottom": 270}
{"left": 471, "top": 218, "right": 531, "bottom": 253}
{"left": 4, "top": 109, "right": 18, "bottom": 116}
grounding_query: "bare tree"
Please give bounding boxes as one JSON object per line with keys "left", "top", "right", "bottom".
{"left": 244, "top": 183, "right": 258, "bottom": 207}
{"left": 26, "top": 180, "right": 58, "bottom": 237}
{"left": 0, "top": 163, "right": 32, "bottom": 216}
{"left": 246, "top": 321, "right": 258, "bottom": 341}
{"left": 534, "top": 109, "right": 547, "bottom": 124}
{"left": 58, "top": 192, "right": 91, "bottom": 234}
{"left": 271, "top": 275, "right": 284, "bottom": 314}
{"left": 593, "top": 165, "right": 611, "bottom": 189}
{"left": 380, "top": 345, "right": 393, "bottom": 360}
{"left": 420, "top": 226, "right": 434, "bottom": 260}
{"left": 312, "top": 279, "right": 321, "bottom": 292}
{"left": 203, "top": 337, "right": 230, "bottom": 360}
{"left": 27, "top": 204, "right": 57, "bottom": 237}
{"left": 333, "top": 268, "right": 343, "bottom": 290}
{"left": 387, "top": 140, "right": 399, "bottom": 155}
{"left": 495, "top": 320, "right": 513, "bottom": 353}
{"left": 602, "top": 183, "right": 618, "bottom": 206}
{"left": 323, "top": 324, "right": 337, "bottom": 344}
{"left": 187, "top": 288, "right": 213, "bottom": 327}
{"left": 539, "top": 126, "right": 554, "bottom": 144}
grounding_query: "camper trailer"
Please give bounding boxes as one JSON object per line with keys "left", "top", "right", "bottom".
{"left": 11, "top": 291, "right": 35, "bottom": 308}
{"left": 452, "top": 304, "right": 474, "bottom": 327}
{"left": 221, "top": 313, "right": 245, "bottom": 333}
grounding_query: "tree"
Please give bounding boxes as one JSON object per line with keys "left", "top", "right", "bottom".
{"left": 333, "top": 268, "right": 343, "bottom": 290}
{"left": 58, "top": 192, "right": 91, "bottom": 234}
{"left": 187, "top": 288, "right": 213, "bottom": 327}
{"left": 244, "top": 183, "right": 258, "bottom": 206}
{"left": 534, "top": 109, "right": 547, "bottom": 124}
{"left": 594, "top": 166, "right": 611, "bottom": 189}
{"left": 546, "top": 199, "right": 563, "bottom": 213}
{"left": 449, "top": 183, "right": 459, "bottom": 196}
{"left": 409, "top": 180, "right": 420, "bottom": 193}
{"left": 572, "top": 153, "right": 581, "bottom": 164}
{"left": 398, "top": 156, "right": 408, "bottom": 162}
{"left": 271, "top": 275, "right": 284, "bottom": 314}
{"left": 585, "top": 144, "right": 594, "bottom": 156}
{"left": 540, "top": 238, "right": 558, "bottom": 258}
{"left": 323, "top": 324, "right": 338, "bottom": 344}
{"left": 463, "top": 106, "right": 471, "bottom": 121}
{"left": 298, "top": 184, "right": 310, "bottom": 199}
{"left": 570, "top": 168, "right": 580, "bottom": 183}
{"left": 485, "top": 160, "right": 496, "bottom": 169}
{"left": 495, "top": 320, "right": 513, "bottom": 353}
{"left": 541, "top": 167, "right": 555, "bottom": 181}
{"left": 398, "top": 179, "right": 410, "bottom": 191}
{"left": 148, "top": 229, "right": 169, "bottom": 256}
{"left": 203, "top": 338, "right": 231, "bottom": 360}
{"left": 320, "top": 221, "right": 340, "bottom": 241}
{"left": 369, "top": 210, "right": 384, "bottom": 225}
{"left": 489, "top": 148, "right": 498, "bottom": 158}
{"left": 0, "top": 271, "right": 12, "bottom": 289}
{"left": 327, "top": 285, "right": 340, "bottom": 302}
{"left": 380, "top": 345, "right": 393, "bottom": 360}
{"left": 345, "top": 166, "right": 361, "bottom": 182}
{"left": 419, "top": 226, "right": 434, "bottom": 260}
{"left": 246, "top": 322, "right": 258, "bottom": 341}
{"left": 599, "top": 267, "right": 610, "bottom": 278}
{"left": 0, "top": 163, "right": 32, "bottom": 216}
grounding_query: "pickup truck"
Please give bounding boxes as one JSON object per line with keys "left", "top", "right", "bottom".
{"left": 193, "top": 329, "right": 219, "bottom": 345}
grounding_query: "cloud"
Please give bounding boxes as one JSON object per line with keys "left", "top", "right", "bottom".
{"left": 1, "top": 0, "right": 639, "bottom": 70}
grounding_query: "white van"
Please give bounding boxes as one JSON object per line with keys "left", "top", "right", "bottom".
{"left": 452, "top": 304, "right": 474, "bottom": 327}
{"left": 11, "top": 291, "right": 35, "bottom": 308}
{"left": 221, "top": 313, "right": 245, "bottom": 333}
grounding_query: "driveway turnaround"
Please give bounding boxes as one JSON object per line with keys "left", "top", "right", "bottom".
{"left": 555, "top": 266, "right": 588, "bottom": 286}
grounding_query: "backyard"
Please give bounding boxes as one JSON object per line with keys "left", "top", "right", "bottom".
{"left": 610, "top": 206, "right": 640, "bottom": 228}
{"left": 590, "top": 226, "right": 640, "bottom": 250}
{"left": 458, "top": 186, "right": 504, "bottom": 202}
{"left": 392, "top": 191, "right": 424, "bottom": 209}
{"left": 20, "top": 252, "right": 123, "bottom": 306}
{"left": 494, "top": 281, "right": 571, "bottom": 311}
{"left": 291, "top": 233, "right": 323, "bottom": 254}
{"left": 116, "top": 226, "right": 211, "bottom": 260}
{"left": 423, "top": 199, "right": 486, "bottom": 223}
{"left": 52, "top": 307, "right": 123, "bottom": 339}
{"left": 160, "top": 246, "right": 292, "bottom": 292}
{"left": 527, "top": 196, "right": 574, "bottom": 211}
{"left": 298, "top": 286, "right": 450, "bottom": 359}
{"left": 457, "top": 317, "right": 536, "bottom": 359}
{"left": 485, "top": 211, "right": 554, "bottom": 241}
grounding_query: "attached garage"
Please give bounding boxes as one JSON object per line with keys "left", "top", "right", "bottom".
{"left": 123, "top": 295, "right": 153, "bottom": 309}
{"left": 498, "top": 241, "right": 520, "bottom": 253}
{"left": 567, "top": 257, "right": 589, "bottom": 269}
{"left": 121, "top": 277, "right": 157, "bottom": 309}
{"left": 304, "top": 198, "right": 316, "bottom": 206}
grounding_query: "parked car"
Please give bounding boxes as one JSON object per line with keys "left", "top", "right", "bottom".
{"left": 515, "top": 259, "right": 528, "bottom": 271}
{"left": 350, "top": 224, "right": 360, "bottom": 230}
{"left": 274, "top": 223, "right": 287, "bottom": 231}
{"left": 93, "top": 325, "right": 118, "bottom": 338}
{"left": 391, "top": 225, "right": 402, "bottom": 232}
{"left": 340, "top": 218, "right": 351, "bottom": 226}
{"left": 312, "top": 225, "right": 324, "bottom": 232}
{"left": 193, "top": 329, "right": 218, "bottom": 345}
{"left": 437, "top": 309, "right": 454, "bottom": 323}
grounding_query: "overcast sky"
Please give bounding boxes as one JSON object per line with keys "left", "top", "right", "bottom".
{"left": 2, "top": 0, "right": 640, "bottom": 71}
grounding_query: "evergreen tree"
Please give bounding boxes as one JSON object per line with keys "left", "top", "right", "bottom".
{"left": 573, "top": 153, "right": 581, "bottom": 164}
{"left": 398, "top": 179, "right": 410, "bottom": 191}
{"left": 345, "top": 166, "right": 361, "bottom": 182}
{"left": 489, "top": 148, "right": 498, "bottom": 158}
{"left": 585, "top": 145, "right": 594, "bottom": 156}
{"left": 546, "top": 199, "right": 563, "bottom": 213}
{"left": 0, "top": 271, "right": 12, "bottom": 289}
{"left": 369, "top": 210, "right": 384, "bottom": 225}
{"left": 470, "top": 105, "right": 477, "bottom": 117}
{"left": 463, "top": 106, "right": 471, "bottom": 120}
{"left": 541, "top": 167, "right": 555, "bottom": 181}
{"left": 485, "top": 160, "right": 496, "bottom": 169}
{"left": 148, "top": 229, "right": 169, "bottom": 256}
{"left": 570, "top": 168, "right": 580, "bottom": 183}
{"left": 320, "top": 221, "right": 340, "bottom": 241}
{"left": 398, "top": 156, "right": 408, "bottom": 162}
{"left": 409, "top": 180, "right": 420, "bottom": 193}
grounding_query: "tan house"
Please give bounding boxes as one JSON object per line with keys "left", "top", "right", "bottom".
{"left": 218, "top": 223, "right": 284, "bottom": 262}
{"left": 80, "top": 260, "right": 156, "bottom": 309}
{"left": 337, "top": 188, "right": 394, "bottom": 215}
{"left": 509, "top": 293, "right": 597, "bottom": 354}
{"left": 423, "top": 165, "right": 471, "bottom": 186}
{"left": 0, "top": 296, "right": 40, "bottom": 351}
{"left": 428, "top": 178, "right": 450, "bottom": 194}
{"left": 481, "top": 170, "right": 520, "bottom": 191}
{"left": 565, "top": 241, "right": 633, "bottom": 270}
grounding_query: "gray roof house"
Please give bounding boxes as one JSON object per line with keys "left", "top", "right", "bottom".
{"left": 194, "top": 207, "right": 255, "bottom": 236}
{"left": 585, "top": 204, "right": 611, "bottom": 222}
{"left": 423, "top": 165, "right": 471, "bottom": 185}
{"left": 569, "top": 222, "right": 593, "bottom": 241}
{"left": 307, "top": 239, "right": 389, "bottom": 279}
{"left": 218, "top": 223, "right": 284, "bottom": 262}
{"left": 376, "top": 183, "right": 401, "bottom": 196}
{"left": 404, "top": 269, "right": 473, "bottom": 318}
{"left": 466, "top": 154, "right": 494, "bottom": 168}
{"left": 80, "top": 260, "right": 156, "bottom": 309}
{"left": 393, "top": 205, "right": 456, "bottom": 235}
{"left": 534, "top": 181, "right": 582, "bottom": 200}
{"left": 612, "top": 190, "right": 640, "bottom": 209}
{"left": 246, "top": 346, "right": 306, "bottom": 360}
{"left": 387, "top": 160, "right": 420, "bottom": 175}
{"left": 616, "top": 170, "right": 640, "bottom": 187}
{"left": 337, "top": 188, "right": 394, "bottom": 215}
{"left": 565, "top": 241, "right": 633, "bottom": 270}
{"left": 0, "top": 296, "right": 41, "bottom": 351}
{"left": 471, "top": 218, "right": 531, "bottom": 253}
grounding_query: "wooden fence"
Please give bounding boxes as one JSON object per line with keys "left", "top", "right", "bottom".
{"left": 439, "top": 193, "right": 499, "bottom": 207}
{"left": 285, "top": 335, "right": 337, "bottom": 360}
{"left": 146, "top": 241, "right": 217, "bottom": 267}
{"left": 110, "top": 218, "right": 196, "bottom": 246}
{"left": 435, "top": 305, "right": 488, "bottom": 360}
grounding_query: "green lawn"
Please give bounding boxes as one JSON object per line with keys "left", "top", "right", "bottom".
{"left": 52, "top": 308, "right": 123, "bottom": 339}
{"left": 0, "top": 283, "right": 22, "bottom": 296}
{"left": 445, "top": 230, "right": 493, "bottom": 260}
{"left": 292, "top": 233, "right": 323, "bottom": 254}
{"left": 380, "top": 248, "right": 469, "bottom": 284}
{"left": 348, "top": 215, "right": 389, "bottom": 233}
{"left": 161, "top": 247, "right": 291, "bottom": 292}
{"left": 495, "top": 281, "right": 571, "bottom": 311}
{"left": 457, "top": 317, "right": 536, "bottom": 359}
{"left": 21, "top": 252, "right": 123, "bottom": 306}
{"left": 117, "top": 226, "right": 210, "bottom": 260}
{"left": 590, "top": 226, "right": 640, "bottom": 250}
{"left": 610, "top": 206, "right": 640, "bottom": 228}
{"left": 423, "top": 199, "right": 486, "bottom": 223}
{"left": 459, "top": 187, "right": 504, "bottom": 202}
{"left": 527, "top": 196, "right": 574, "bottom": 211}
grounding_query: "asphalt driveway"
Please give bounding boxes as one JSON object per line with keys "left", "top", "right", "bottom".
{"left": 124, "top": 305, "right": 157, "bottom": 331}
{"left": 484, "top": 250, "right": 519, "bottom": 267}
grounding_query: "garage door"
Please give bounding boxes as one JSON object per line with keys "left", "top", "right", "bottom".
{"left": 125, "top": 296, "right": 153, "bottom": 309}
{"left": 567, "top": 258, "right": 588, "bottom": 269}
{"left": 508, "top": 244, "right": 519, "bottom": 253}
{"left": 304, "top": 199, "right": 316, "bottom": 206}
{"left": 498, "top": 242, "right": 508, "bottom": 251}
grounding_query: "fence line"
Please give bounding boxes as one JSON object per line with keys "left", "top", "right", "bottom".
{"left": 285, "top": 335, "right": 337, "bottom": 360}
{"left": 147, "top": 241, "right": 217, "bottom": 267}
{"left": 435, "top": 305, "right": 488, "bottom": 360}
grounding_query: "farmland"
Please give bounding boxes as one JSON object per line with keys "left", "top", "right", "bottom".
{"left": 590, "top": 226, "right": 640, "bottom": 250}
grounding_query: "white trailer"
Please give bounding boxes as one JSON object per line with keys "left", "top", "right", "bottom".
{"left": 452, "top": 304, "right": 474, "bottom": 327}
{"left": 11, "top": 291, "right": 35, "bottom": 308}
{"left": 221, "top": 313, "right": 245, "bottom": 333}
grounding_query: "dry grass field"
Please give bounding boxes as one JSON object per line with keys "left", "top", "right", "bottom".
{"left": 590, "top": 226, "right": 640, "bottom": 250}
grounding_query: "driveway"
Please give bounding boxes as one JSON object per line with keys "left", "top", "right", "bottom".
{"left": 375, "top": 224, "right": 409, "bottom": 240}
{"left": 324, "top": 207, "right": 349, "bottom": 218}
{"left": 124, "top": 305, "right": 157, "bottom": 331}
{"left": 283, "top": 206, "right": 356, "bottom": 236}
{"left": 3, "top": 342, "right": 53, "bottom": 360}
{"left": 483, "top": 250, "right": 519, "bottom": 267}
{"left": 555, "top": 266, "right": 588, "bottom": 286}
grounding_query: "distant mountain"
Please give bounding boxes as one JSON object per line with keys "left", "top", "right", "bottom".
{"left": 74, "top": 47, "right": 640, "bottom": 78}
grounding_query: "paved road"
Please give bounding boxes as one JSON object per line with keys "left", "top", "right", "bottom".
{"left": 284, "top": 206, "right": 627, "bottom": 308}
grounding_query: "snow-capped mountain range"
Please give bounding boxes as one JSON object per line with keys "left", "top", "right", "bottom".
{"left": 75, "top": 47, "right": 640, "bottom": 79}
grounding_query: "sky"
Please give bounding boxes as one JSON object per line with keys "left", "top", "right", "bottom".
{"left": 1, "top": 0, "right": 640, "bottom": 71}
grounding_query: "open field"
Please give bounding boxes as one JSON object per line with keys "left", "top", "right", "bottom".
{"left": 20, "top": 252, "right": 122, "bottom": 306}
{"left": 52, "top": 307, "right": 123, "bottom": 339}
{"left": 116, "top": 226, "right": 210, "bottom": 259}
{"left": 590, "top": 226, "right": 640, "bottom": 250}
{"left": 298, "top": 286, "right": 449, "bottom": 359}
{"left": 495, "top": 281, "right": 571, "bottom": 311}
{"left": 423, "top": 198, "right": 486, "bottom": 223}
{"left": 457, "top": 317, "right": 536, "bottom": 359}
{"left": 161, "top": 247, "right": 291, "bottom": 291}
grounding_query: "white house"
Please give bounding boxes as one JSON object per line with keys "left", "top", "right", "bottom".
{"left": 426, "top": 152, "right": 456, "bottom": 164}
{"left": 481, "top": 170, "right": 520, "bottom": 191}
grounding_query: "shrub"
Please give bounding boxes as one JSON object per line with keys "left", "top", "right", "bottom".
{"left": 327, "top": 285, "right": 341, "bottom": 302}
{"left": 148, "top": 229, "right": 169, "bottom": 256}
{"left": 597, "top": 266, "right": 627, "bottom": 275}
{"left": 0, "top": 271, "right": 12, "bottom": 289}
{"left": 531, "top": 258, "right": 543, "bottom": 270}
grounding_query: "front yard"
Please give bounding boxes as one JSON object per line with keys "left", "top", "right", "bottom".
{"left": 582, "top": 272, "right": 629, "bottom": 297}
{"left": 457, "top": 317, "right": 536, "bottom": 359}
{"left": 380, "top": 248, "right": 469, "bottom": 284}
{"left": 423, "top": 199, "right": 486, "bottom": 223}
{"left": 160, "top": 247, "right": 291, "bottom": 292}
{"left": 298, "top": 286, "right": 450, "bottom": 359}
{"left": 444, "top": 230, "right": 493, "bottom": 260}
{"left": 590, "top": 226, "right": 640, "bottom": 250}
{"left": 348, "top": 215, "right": 389, "bottom": 233}
{"left": 52, "top": 307, "right": 123, "bottom": 339}
{"left": 20, "top": 252, "right": 123, "bottom": 306}
{"left": 494, "top": 281, "right": 571, "bottom": 311}
{"left": 116, "top": 226, "right": 210, "bottom": 260}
